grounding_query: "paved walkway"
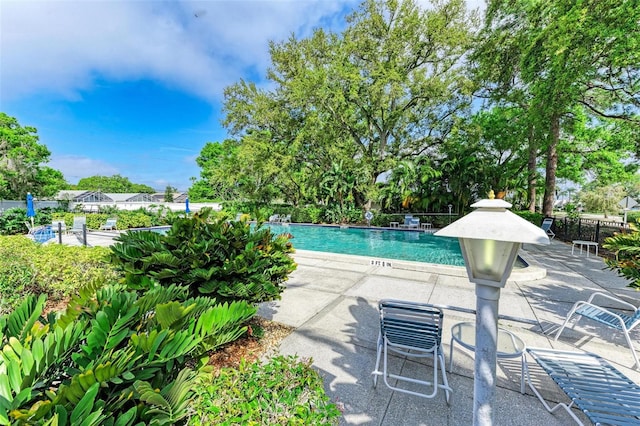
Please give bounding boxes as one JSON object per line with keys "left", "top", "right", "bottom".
{"left": 258, "top": 240, "right": 640, "bottom": 425}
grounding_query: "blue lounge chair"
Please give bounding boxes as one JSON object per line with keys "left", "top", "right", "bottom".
{"left": 524, "top": 348, "right": 640, "bottom": 425}
{"left": 555, "top": 291, "right": 640, "bottom": 368}
{"left": 100, "top": 218, "right": 117, "bottom": 231}
{"left": 372, "top": 299, "right": 452, "bottom": 403}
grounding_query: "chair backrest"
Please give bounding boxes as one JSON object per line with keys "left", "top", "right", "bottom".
{"left": 72, "top": 216, "right": 86, "bottom": 231}
{"left": 541, "top": 218, "right": 553, "bottom": 231}
{"left": 404, "top": 215, "right": 413, "bottom": 226}
{"left": 106, "top": 218, "right": 117, "bottom": 226}
{"left": 379, "top": 300, "right": 444, "bottom": 351}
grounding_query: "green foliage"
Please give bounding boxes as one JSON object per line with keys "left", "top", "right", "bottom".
{"left": 0, "top": 236, "right": 119, "bottom": 313}
{"left": 190, "top": 355, "right": 341, "bottom": 425}
{"left": 0, "top": 207, "right": 64, "bottom": 235}
{"left": 164, "top": 185, "right": 177, "bottom": 203}
{"left": 109, "top": 208, "right": 297, "bottom": 304}
{"left": 0, "top": 113, "right": 68, "bottom": 199}
{"left": 52, "top": 210, "right": 166, "bottom": 231}
{"left": 578, "top": 184, "right": 625, "bottom": 217}
{"left": 603, "top": 220, "right": 640, "bottom": 289}
{"left": 0, "top": 284, "right": 256, "bottom": 424}
{"left": 626, "top": 211, "right": 640, "bottom": 223}
{"left": 217, "top": 0, "right": 475, "bottom": 208}
{"left": 75, "top": 174, "right": 155, "bottom": 193}
{"left": 514, "top": 211, "right": 544, "bottom": 226}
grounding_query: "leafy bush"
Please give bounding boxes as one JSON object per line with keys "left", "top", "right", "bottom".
{"left": 52, "top": 210, "right": 168, "bottom": 230}
{"left": 0, "top": 236, "right": 119, "bottom": 313}
{"left": 0, "top": 283, "right": 256, "bottom": 424}
{"left": 603, "top": 219, "right": 640, "bottom": 289}
{"left": 109, "top": 208, "right": 297, "bottom": 304}
{"left": 514, "top": 211, "right": 544, "bottom": 226}
{"left": 627, "top": 210, "right": 640, "bottom": 223}
{"left": 190, "top": 355, "right": 341, "bottom": 425}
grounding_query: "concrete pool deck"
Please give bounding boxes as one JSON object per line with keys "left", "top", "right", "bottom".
{"left": 258, "top": 241, "right": 640, "bottom": 425}
{"left": 55, "top": 229, "right": 639, "bottom": 424}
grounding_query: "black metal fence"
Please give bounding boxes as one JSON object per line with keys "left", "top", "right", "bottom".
{"left": 552, "top": 216, "right": 631, "bottom": 246}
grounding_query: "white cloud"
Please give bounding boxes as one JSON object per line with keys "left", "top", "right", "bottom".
{"left": 49, "top": 155, "right": 120, "bottom": 184}
{"left": 0, "top": 0, "right": 358, "bottom": 103}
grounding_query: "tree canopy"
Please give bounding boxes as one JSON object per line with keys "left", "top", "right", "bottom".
{"left": 0, "top": 113, "right": 68, "bottom": 199}
{"left": 75, "top": 175, "right": 155, "bottom": 193}
{"left": 191, "top": 0, "right": 639, "bottom": 215}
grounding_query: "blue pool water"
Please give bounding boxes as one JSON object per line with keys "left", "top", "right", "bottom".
{"left": 145, "top": 223, "right": 464, "bottom": 266}
{"left": 268, "top": 224, "right": 464, "bottom": 266}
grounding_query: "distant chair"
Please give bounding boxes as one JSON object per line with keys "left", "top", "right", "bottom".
{"left": 540, "top": 217, "right": 555, "bottom": 240}
{"left": 51, "top": 220, "right": 67, "bottom": 234}
{"left": 268, "top": 214, "right": 281, "bottom": 222}
{"left": 100, "top": 218, "right": 117, "bottom": 231}
{"left": 555, "top": 291, "right": 640, "bottom": 369}
{"left": 70, "top": 216, "right": 86, "bottom": 234}
{"left": 281, "top": 214, "right": 291, "bottom": 223}
{"left": 401, "top": 215, "right": 420, "bottom": 229}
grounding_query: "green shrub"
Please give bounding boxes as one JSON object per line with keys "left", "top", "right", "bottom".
{"left": 514, "top": 211, "right": 544, "bottom": 226}
{"left": 0, "top": 236, "right": 119, "bottom": 313}
{"left": 603, "top": 219, "right": 640, "bottom": 289}
{"left": 109, "top": 208, "right": 297, "bottom": 304}
{"left": 190, "top": 355, "right": 341, "bottom": 425}
{"left": 0, "top": 283, "right": 256, "bottom": 424}
{"left": 626, "top": 210, "right": 640, "bottom": 223}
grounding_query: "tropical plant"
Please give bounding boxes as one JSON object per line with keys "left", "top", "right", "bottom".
{"left": 0, "top": 281, "right": 256, "bottom": 425}
{"left": 603, "top": 220, "right": 640, "bottom": 289}
{"left": 109, "top": 208, "right": 296, "bottom": 303}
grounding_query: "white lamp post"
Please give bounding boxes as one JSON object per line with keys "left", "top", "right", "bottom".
{"left": 435, "top": 194, "right": 549, "bottom": 426}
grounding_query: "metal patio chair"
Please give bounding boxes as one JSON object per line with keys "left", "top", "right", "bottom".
{"left": 541, "top": 217, "right": 555, "bottom": 240}
{"left": 554, "top": 291, "right": 640, "bottom": 369}
{"left": 524, "top": 348, "right": 640, "bottom": 425}
{"left": 372, "top": 299, "right": 452, "bottom": 403}
{"left": 70, "top": 216, "right": 86, "bottom": 234}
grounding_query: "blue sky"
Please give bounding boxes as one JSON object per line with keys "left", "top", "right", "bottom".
{"left": 1, "top": 0, "right": 482, "bottom": 192}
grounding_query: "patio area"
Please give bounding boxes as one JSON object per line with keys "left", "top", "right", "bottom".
{"left": 259, "top": 239, "right": 640, "bottom": 425}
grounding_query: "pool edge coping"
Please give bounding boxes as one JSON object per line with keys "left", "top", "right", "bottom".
{"left": 293, "top": 249, "right": 547, "bottom": 282}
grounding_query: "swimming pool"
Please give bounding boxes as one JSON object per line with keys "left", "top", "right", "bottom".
{"left": 268, "top": 224, "right": 464, "bottom": 266}
{"left": 145, "top": 223, "right": 464, "bottom": 265}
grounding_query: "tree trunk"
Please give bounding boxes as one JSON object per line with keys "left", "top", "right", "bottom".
{"left": 543, "top": 115, "right": 559, "bottom": 217}
{"left": 527, "top": 125, "right": 537, "bottom": 212}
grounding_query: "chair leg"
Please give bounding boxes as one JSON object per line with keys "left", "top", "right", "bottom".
{"left": 372, "top": 333, "right": 383, "bottom": 388}
{"left": 555, "top": 305, "right": 580, "bottom": 341}
{"left": 438, "top": 351, "right": 452, "bottom": 405}
{"left": 622, "top": 329, "right": 640, "bottom": 369}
